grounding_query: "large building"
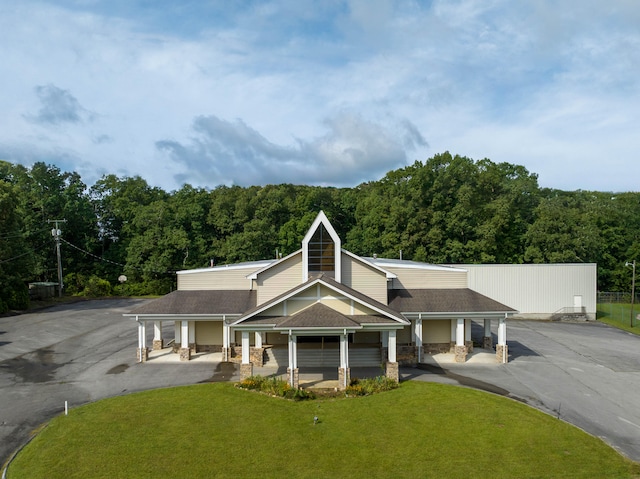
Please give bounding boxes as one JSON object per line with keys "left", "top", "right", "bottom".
{"left": 126, "top": 212, "right": 515, "bottom": 389}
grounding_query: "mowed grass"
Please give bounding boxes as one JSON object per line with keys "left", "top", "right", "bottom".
{"left": 598, "top": 303, "right": 640, "bottom": 334}
{"left": 9, "top": 382, "right": 639, "bottom": 479}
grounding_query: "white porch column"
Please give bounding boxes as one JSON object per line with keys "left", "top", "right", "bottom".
{"left": 498, "top": 316, "right": 507, "bottom": 345}
{"left": 456, "top": 318, "right": 465, "bottom": 347}
{"left": 181, "top": 321, "right": 189, "bottom": 349}
{"left": 240, "top": 331, "right": 253, "bottom": 379}
{"left": 179, "top": 320, "right": 190, "bottom": 361}
{"left": 339, "top": 333, "right": 350, "bottom": 389}
{"left": 496, "top": 315, "right": 508, "bottom": 363}
{"left": 153, "top": 321, "right": 162, "bottom": 340}
{"left": 483, "top": 319, "right": 493, "bottom": 349}
{"left": 255, "top": 331, "right": 263, "bottom": 348}
{"left": 222, "top": 323, "right": 229, "bottom": 361}
{"left": 241, "top": 331, "right": 250, "bottom": 364}
{"left": 454, "top": 318, "right": 467, "bottom": 363}
{"left": 415, "top": 319, "right": 423, "bottom": 363}
{"left": 388, "top": 330, "right": 397, "bottom": 363}
{"left": 465, "top": 319, "right": 472, "bottom": 352}
{"left": 137, "top": 321, "right": 148, "bottom": 362}
{"left": 287, "top": 333, "right": 298, "bottom": 388}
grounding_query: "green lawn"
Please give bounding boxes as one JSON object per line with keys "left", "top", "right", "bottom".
{"left": 597, "top": 303, "right": 640, "bottom": 333}
{"left": 8, "top": 382, "right": 639, "bottom": 479}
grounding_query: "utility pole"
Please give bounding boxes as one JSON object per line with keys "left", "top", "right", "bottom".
{"left": 626, "top": 260, "right": 636, "bottom": 328}
{"left": 48, "top": 219, "right": 67, "bottom": 298}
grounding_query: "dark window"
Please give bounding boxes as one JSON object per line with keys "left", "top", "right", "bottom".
{"left": 308, "top": 224, "right": 335, "bottom": 275}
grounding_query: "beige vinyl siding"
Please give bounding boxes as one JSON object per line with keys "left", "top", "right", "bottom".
{"left": 423, "top": 320, "right": 450, "bottom": 343}
{"left": 266, "top": 332, "right": 287, "bottom": 344}
{"left": 178, "top": 268, "right": 252, "bottom": 290}
{"left": 256, "top": 254, "right": 303, "bottom": 304}
{"left": 385, "top": 266, "right": 467, "bottom": 289}
{"left": 195, "top": 321, "right": 223, "bottom": 344}
{"left": 341, "top": 253, "right": 388, "bottom": 303}
{"left": 284, "top": 298, "right": 316, "bottom": 315}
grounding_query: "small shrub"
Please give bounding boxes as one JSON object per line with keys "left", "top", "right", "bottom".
{"left": 237, "top": 375, "right": 315, "bottom": 400}
{"left": 82, "top": 276, "right": 112, "bottom": 297}
{"left": 346, "top": 376, "right": 399, "bottom": 396}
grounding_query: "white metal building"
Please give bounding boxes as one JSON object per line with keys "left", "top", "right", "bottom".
{"left": 450, "top": 263, "right": 597, "bottom": 320}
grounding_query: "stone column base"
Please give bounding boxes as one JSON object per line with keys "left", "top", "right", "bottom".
{"left": 385, "top": 361, "right": 399, "bottom": 383}
{"left": 137, "top": 347, "right": 148, "bottom": 362}
{"left": 179, "top": 347, "right": 191, "bottom": 361}
{"left": 483, "top": 336, "right": 493, "bottom": 350}
{"left": 496, "top": 344, "right": 509, "bottom": 363}
{"left": 338, "top": 367, "right": 351, "bottom": 390}
{"left": 189, "top": 342, "right": 196, "bottom": 354}
{"left": 465, "top": 340, "right": 473, "bottom": 353}
{"left": 287, "top": 367, "right": 299, "bottom": 388}
{"left": 222, "top": 347, "right": 230, "bottom": 362}
{"left": 454, "top": 345, "right": 467, "bottom": 363}
{"left": 152, "top": 339, "right": 164, "bottom": 351}
{"left": 250, "top": 347, "right": 265, "bottom": 367}
{"left": 240, "top": 363, "right": 254, "bottom": 380}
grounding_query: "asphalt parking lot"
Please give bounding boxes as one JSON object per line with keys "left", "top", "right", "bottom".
{"left": 1, "top": 299, "right": 640, "bottom": 466}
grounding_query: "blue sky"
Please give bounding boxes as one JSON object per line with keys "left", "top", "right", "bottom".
{"left": 1, "top": 0, "right": 639, "bottom": 192}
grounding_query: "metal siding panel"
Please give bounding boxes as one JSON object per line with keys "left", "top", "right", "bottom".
{"left": 385, "top": 267, "right": 467, "bottom": 289}
{"left": 459, "top": 264, "right": 597, "bottom": 316}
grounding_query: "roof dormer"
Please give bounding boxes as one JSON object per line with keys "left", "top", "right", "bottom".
{"left": 302, "top": 211, "right": 342, "bottom": 283}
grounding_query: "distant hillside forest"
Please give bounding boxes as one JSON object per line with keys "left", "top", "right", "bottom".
{"left": 1, "top": 152, "right": 638, "bottom": 312}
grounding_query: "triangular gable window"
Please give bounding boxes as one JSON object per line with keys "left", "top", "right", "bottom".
{"left": 308, "top": 223, "right": 335, "bottom": 276}
{"left": 302, "top": 211, "right": 341, "bottom": 283}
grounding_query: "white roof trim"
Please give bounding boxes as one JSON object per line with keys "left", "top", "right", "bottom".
{"left": 367, "top": 257, "right": 467, "bottom": 272}
{"left": 177, "top": 260, "right": 275, "bottom": 275}
{"left": 230, "top": 276, "right": 409, "bottom": 326}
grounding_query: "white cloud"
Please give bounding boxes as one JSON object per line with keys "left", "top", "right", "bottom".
{"left": 0, "top": 0, "right": 638, "bottom": 192}
{"left": 157, "top": 112, "right": 423, "bottom": 187}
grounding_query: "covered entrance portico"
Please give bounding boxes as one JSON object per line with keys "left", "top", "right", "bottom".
{"left": 234, "top": 323, "right": 403, "bottom": 390}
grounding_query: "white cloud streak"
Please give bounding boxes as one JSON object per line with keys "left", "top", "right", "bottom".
{"left": 0, "top": 0, "right": 638, "bottom": 192}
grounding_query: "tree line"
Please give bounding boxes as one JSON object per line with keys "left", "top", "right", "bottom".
{"left": 1, "top": 152, "right": 638, "bottom": 312}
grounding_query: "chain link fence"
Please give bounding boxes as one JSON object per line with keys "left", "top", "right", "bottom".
{"left": 597, "top": 292, "right": 639, "bottom": 327}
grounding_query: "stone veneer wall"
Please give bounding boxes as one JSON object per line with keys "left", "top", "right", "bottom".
{"left": 197, "top": 344, "right": 223, "bottom": 353}
{"left": 338, "top": 367, "right": 350, "bottom": 390}
{"left": 250, "top": 347, "right": 265, "bottom": 367}
{"left": 454, "top": 345, "right": 467, "bottom": 363}
{"left": 287, "top": 367, "right": 299, "bottom": 388}
{"left": 496, "top": 344, "right": 508, "bottom": 363}
{"left": 137, "top": 347, "right": 148, "bottom": 362}
{"left": 386, "top": 362, "right": 399, "bottom": 382}
{"left": 423, "top": 343, "right": 451, "bottom": 354}
{"left": 152, "top": 340, "right": 163, "bottom": 351}
{"left": 240, "top": 363, "right": 253, "bottom": 380}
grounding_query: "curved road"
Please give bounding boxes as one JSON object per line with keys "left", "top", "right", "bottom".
{"left": 1, "top": 299, "right": 640, "bottom": 466}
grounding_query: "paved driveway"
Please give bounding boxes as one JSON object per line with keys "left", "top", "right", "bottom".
{"left": 1, "top": 300, "right": 640, "bottom": 466}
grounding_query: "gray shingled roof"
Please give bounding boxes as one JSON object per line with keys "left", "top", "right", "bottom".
{"left": 388, "top": 288, "right": 515, "bottom": 313}
{"left": 127, "top": 290, "right": 256, "bottom": 315}
{"left": 277, "top": 303, "right": 362, "bottom": 329}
